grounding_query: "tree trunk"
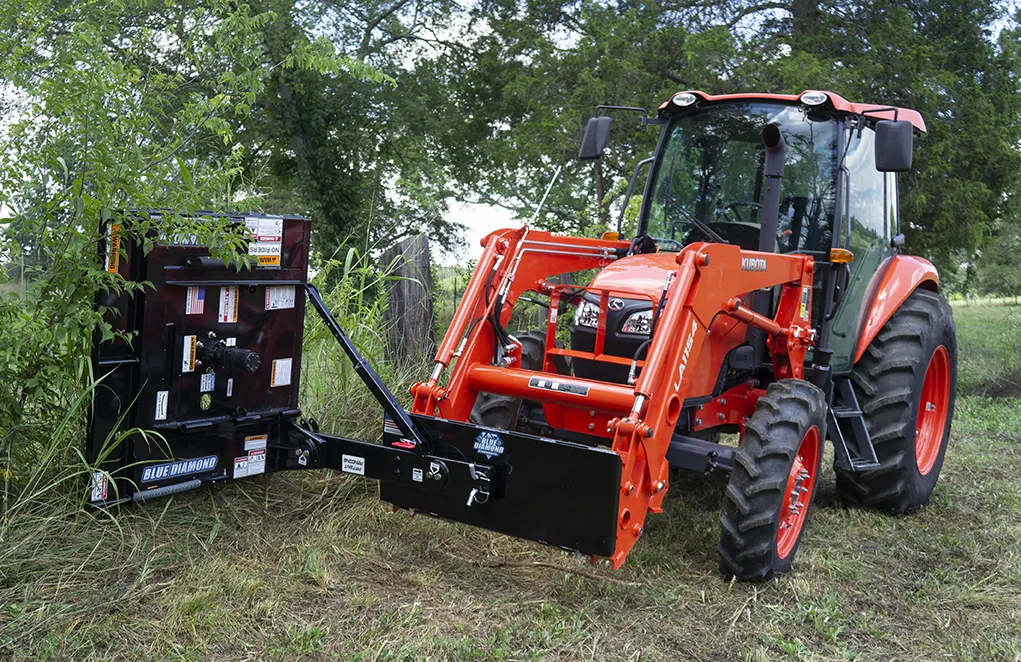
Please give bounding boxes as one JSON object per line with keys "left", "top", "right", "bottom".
{"left": 381, "top": 235, "right": 437, "bottom": 368}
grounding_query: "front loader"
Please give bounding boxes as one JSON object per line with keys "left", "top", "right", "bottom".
{"left": 88, "top": 90, "right": 956, "bottom": 580}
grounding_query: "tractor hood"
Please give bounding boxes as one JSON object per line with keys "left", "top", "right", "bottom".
{"left": 588, "top": 252, "right": 679, "bottom": 300}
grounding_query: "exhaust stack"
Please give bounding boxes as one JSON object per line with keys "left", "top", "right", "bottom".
{"left": 758, "top": 123, "right": 785, "bottom": 253}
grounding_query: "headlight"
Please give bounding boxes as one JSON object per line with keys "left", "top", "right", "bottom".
{"left": 621, "top": 310, "right": 652, "bottom": 335}
{"left": 572, "top": 300, "right": 600, "bottom": 329}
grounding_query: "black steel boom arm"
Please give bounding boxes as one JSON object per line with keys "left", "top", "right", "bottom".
{"left": 304, "top": 283, "right": 428, "bottom": 450}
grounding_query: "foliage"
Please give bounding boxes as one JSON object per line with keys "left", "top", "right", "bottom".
{"left": 0, "top": 0, "right": 382, "bottom": 471}
{"left": 417, "top": 1, "right": 1021, "bottom": 280}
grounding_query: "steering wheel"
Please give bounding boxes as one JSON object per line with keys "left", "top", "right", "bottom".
{"left": 657, "top": 237, "right": 685, "bottom": 252}
{"left": 722, "top": 201, "right": 763, "bottom": 225}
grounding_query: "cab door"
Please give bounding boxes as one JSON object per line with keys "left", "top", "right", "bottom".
{"left": 827, "top": 126, "right": 897, "bottom": 374}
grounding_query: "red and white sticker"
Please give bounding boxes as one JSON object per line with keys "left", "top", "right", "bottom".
{"left": 90, "top": 471, "right": 108, "bottom": 502}
{"left": 182, "top": 335, "right": 197, "bottom": 373}
{"left": 265, "top": 286, "right": 295, "bottom": 310}
{"left": 247, "top": 449, "right": 266, "bottom": 476}
{"left": 185, "top": 286, "right": 205, "bottom": 315}
{"left": 246, "top": 216, "right": 283, "bottom": 267}
{"left": 233, "top": 443, "right": 267, "bottom": 479}
{"left": 270, "top": 358, "right": 292, "bottom": 387}
{"left": 218, "top": 286, "right": 239, "bottom": 323}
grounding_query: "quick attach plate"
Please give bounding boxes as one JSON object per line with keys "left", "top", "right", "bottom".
{"left": 382, "top": 415, "right": 622, "bottom": 557}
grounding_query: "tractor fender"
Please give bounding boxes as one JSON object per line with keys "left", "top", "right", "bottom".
{"left": 853, "top": 254, "right": 940, "bottom": 364}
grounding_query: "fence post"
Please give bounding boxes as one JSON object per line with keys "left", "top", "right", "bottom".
{"left": 380, "top": 234, "right": 436, "bottom": 368}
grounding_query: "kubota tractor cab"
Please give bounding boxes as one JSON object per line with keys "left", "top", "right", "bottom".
{"left": 90, "top": 90, "right": 955, "bottom": 581}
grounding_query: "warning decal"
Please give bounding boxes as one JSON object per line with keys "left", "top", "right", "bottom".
{"left": 104, "top": 223, "right": 121, "bottom": 274}
{"left": 200, "top": 372, "right": 215, "bottom": 393}
{"left": 234, "top": 437, "right": 269, "bottom": 479}
{"left": 247, "top": 449, "right": 266, "bottom": 477}
{"left": 265, "top": 285, "right": 295, "bottom": 311}
{"left": 185, "top": 287, "right": 205, "bottom": 315}
{"left": 270, "top": 358, "right": 292, "bottom": 387}
{"left": 218, "top": 286, "right": 239, "bottom": 323}
{"left": 182, "top": 335, "right": 197, "bottom": 373}
{"left": 246, "top": 216, "right": 283, "bottom": 267}
{"left": 90, "top": 471, "right": 108, "bottom": 502}
{"left": 244, "top": 434, "right": 268, "bottom": 451}
{"left": 155, "top": 390, "right": 169, "bottom": 421}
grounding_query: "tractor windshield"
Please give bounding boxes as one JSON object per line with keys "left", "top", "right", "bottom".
{"left": 645, "top": 103, "right": 839, "bottom": 254}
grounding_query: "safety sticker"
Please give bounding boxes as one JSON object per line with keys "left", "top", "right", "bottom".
{"left": 200, "top": 372, "right": 215, "bottom": 393}
{"left": 265, "top": 285, "right": 295, "bottom": 310}
{"left": 549, "top": 307, "right": 558, "bottom": 324}
{"left": 218, "top": 286, "right": 239, "bottom": 323}
{"left": 226, "top": 378, "right": 234, "bottom": 397}
{"left": 247, "top": 449, "right": 266, "bottom": 476}
{"left": 226, "top": 337, "right": 236, "bottom": 347}
{"left": 233, "top": 456, "right": 249, "bottom": 479}
{"left": 155, "top": 390, "right": 169, "bottom": 421}
{"left": 412, "top": 467, "right": 423, "bottom": 483}
{"left": 801, "top": 286, "right": 811, "bottom": 320}
{"left": 270, "top": 358, "right": 292, "bottom": 387}
{"left": 342, "top": 454, "right": 366, "bottom": 476}
{"left": 246, "top": 216, "right": 283, "bottom": 267}
{"left": 104, "top": 223, "right": 121, "bottom": 274}
{"left": 182, "top": 335, "right": 197, "bottom": 372}
{"left": 185, "top": 286, "right": 205, "bottom": 315}
{"left": 90, "top": 470, "right": 108, "bottom": 502}
{"left": 244, "top": 434, "right": 268, "bottom": 452}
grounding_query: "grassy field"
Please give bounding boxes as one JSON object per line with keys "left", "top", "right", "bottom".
{"left": 2, "top": 306, "right": 1020, "bottom": 661}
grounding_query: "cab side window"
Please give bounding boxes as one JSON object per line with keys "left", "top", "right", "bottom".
{"left": 827, "top": 125, "right": 894, "bottom": 373}
{"left": 844, "top": 128, "right": 887, "bottom": 246}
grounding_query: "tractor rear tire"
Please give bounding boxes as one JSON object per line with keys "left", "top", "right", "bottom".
{"left": 835, "top": 288, "right": 957, "bottom": 513}
{"left": 719, "top": 379, "right": 827, "bottom": 581}
{"left": 470, "top": 330, "right": 558, "bottom": 431}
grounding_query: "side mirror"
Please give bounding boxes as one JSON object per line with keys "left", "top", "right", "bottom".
{"left": 874, "top": 119, "right": 913, "bottom": 172}
{"left": 579, "top": 116, "right": 613, "bottom": 160}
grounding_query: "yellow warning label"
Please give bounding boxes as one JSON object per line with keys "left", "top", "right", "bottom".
{"left": 182, "top": 335, "right": 197, "bottom": 373}
{"left": 258, "top": 255, "right": 281, "bottom": 266}
{"left": 105, "top": 223, "right": 121, "bottom": 273}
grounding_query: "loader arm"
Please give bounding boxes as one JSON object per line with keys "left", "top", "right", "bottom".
{"left": 412, "top": 232, "right": 816, "bottom": 568}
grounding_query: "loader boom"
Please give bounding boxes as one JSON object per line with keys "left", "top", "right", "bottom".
{"left": 412, "top": 233, "right": 815, "bottom": 567}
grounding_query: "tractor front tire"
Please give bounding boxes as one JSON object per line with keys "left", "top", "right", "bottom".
{"left": 470, "top": 330, "right": 555, "bottom": 431}
{"left": 719, "top": 379, "right": 827, "bottom": 581}
{"left": 835, "top": 288, "right": 957, "bottom": 512}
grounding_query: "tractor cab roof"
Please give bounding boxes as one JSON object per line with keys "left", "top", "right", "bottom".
{"left": 658, "top": 90, "right": 926, "bottom": 133}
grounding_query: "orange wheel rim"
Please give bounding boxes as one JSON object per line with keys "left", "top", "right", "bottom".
{"left": 915, "top": 345, "right": 950, "bottom": 476}
{"left": 777, "top": 425, "right": 820, "bottom": 560}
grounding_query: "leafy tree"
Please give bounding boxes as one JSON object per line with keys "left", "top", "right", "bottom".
{"left": 417, "top": 0, "right": 1021, "bottom": 278}
{"left": 0, "top": 0, "right": 373, "bottom": 438}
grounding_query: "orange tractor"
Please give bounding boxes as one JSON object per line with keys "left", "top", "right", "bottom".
{"left": 396, "top": 90, "right": 956, "bottom": 579}
{"left": 90, "top": 90, "right": 955, "bottom": 581}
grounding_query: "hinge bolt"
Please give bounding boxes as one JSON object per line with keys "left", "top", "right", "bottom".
{"left": 654, "top": 481, "right": 666, "bottom": 494}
